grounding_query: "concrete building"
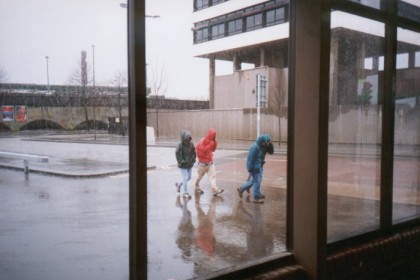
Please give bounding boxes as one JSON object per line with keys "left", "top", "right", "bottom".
{"left": 192, "top": 0, "right": 420, "bottom": 112}
{"left": 192, "top": 0, "right": 289, "bottom": 109}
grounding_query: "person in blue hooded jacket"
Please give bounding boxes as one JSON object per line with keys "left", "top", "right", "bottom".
{"left": 242, "top": 133, "right": 274, "bottom": 197}
{"left": 237, "top": 134, "right": 269, "bottom": 203}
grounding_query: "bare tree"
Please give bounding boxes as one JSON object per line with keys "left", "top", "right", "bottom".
{"left": 111, "top": 71, "right": 128, "bottom": 135}
{"left": 0, "top": 66, "right": 8, "bottom": 83}
{"left": 148, "top": 57, "right": 168, "bottom": 97}
{"left": 67, "top": 53, "right": 92, "bottom": 130}
{"left": 148, "top": 58, "right": 168, "bottom": 139}
{"left": 267, "top": 69, "right": 288, "bottom": 146}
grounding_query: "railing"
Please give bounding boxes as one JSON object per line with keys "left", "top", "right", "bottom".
{"left": 0, "top": 151, "right": 48, "bottom": 175}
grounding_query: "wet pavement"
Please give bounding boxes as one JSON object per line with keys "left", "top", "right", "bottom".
{"left": 0, "top": 133, "right": 288, "bottom": 280}
{"left": 0, "top": 132, "right": 419, "bottom": 279}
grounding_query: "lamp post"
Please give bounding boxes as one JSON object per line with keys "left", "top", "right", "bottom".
{"left": 45, "top": 56, "right": 50, "bottom": 90}
{"left": 92, "top": 45, "right": 96, "bottom": 140}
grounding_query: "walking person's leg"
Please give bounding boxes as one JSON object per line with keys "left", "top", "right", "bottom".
{"left": 180, "top": 168, "right": 192, "bottom": 198}
{"left": 252, "top": 172, "right": 263, "bottom": 203}
{"left": 208, "top": 164, "right": 223, "bottom": 195}
{"left": 194, "top": 164, "right": 207, "bottom": 194}
{"left": 237, "top": 172, "right": 254, "bottom": 198}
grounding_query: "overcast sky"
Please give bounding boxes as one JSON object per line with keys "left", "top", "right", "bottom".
{"left": 0, "top": 0, "right": 211, "bottom": 100}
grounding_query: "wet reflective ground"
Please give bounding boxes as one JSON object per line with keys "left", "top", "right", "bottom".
{"left": 147, "top": 166, "right": 287, "bottom": 280}
{"left": 0, "top": 169, "right": 129, "bottom": 280}
{"left": 1, "top": 136, "right": 419, "bottom": 279}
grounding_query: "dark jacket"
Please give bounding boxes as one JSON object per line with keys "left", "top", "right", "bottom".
{"left": 246, "top": 134, "right": 268, "bottom": 174}
{"left": 261, "top": 133, "right": 274, "bottom": 166}
{"left": 175, "top": 130, "right": 196, "bottom": 168}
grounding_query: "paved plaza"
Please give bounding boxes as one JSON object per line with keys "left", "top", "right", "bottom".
{"left": 0, "top": 132, "right": 419, "bottom": 279}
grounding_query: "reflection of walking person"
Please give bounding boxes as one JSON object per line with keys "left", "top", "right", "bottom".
{"left": 175, "top": 130, "right": 196, "bottom": 199}
{"left": 194, "top": 128, "right": 224, "bottom": 196}
{"left": 237, "top": 134, "right": 270, "bottom": 203}
{"left": 195, "top": 194, "right": 222, "bottom": 257}
{"left": 235, "top": 201, "right": 273, "bottom": 259}
{"left": 243, "top": 133, "right": 274, "bottom": 196}
{"left": 175, "top": 196, "right": 194, "bottom": 261}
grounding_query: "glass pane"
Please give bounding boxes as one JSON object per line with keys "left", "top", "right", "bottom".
{"left": 398, "top": 0, "right": 420, "bottom": 22}
{"left": 0, "top": 1, "right": 129, "bottom": 279}
{"left": 392, "top": 27, "right": 420, "bottom": 223}
{"left": 328, "top": 12, "right": 384, "bottom": 242}
{"left": 146, "top": 0, "right": 288, "bottom": 279}
{"left": 347, "top": 0, "right": 382, "bottom": 9}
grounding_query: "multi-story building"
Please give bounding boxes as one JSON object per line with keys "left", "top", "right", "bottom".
{"left": 192, "top": 0, "right": 420, "bottom": 111}
{"left": 192, "top": 0, "right": 289, "bottom": 109}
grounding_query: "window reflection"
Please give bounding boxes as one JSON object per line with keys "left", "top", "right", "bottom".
{"left": 328, "top": 12, "right": 384, "bottom": 241}
{"left": 392, "top": 27, "right": 420, "bottom": 223}
{"left": 146, "top": 0, "right": 287, "bottom": 278}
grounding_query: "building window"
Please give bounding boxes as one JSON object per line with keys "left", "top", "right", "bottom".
{"left": 193, "top": 0, "right": 288, "bottom": 44}
{"left": 195, "top": 28, "right": 209, "bottom": 43}
{"left": 393, "top": 27, "right": 420, "bottom": 223}
{"left": 195, "top": 0, "right": 209, "bottom": 11}
{"left": 211, "top": 23, "right": 225, "bottom": 39}
{"left": 327, "top": 11, "right": 384, "bottom": 242}
{"left": 266, "top": 7, "right": 285, "bottom": 27}
{"left": 246, "top": 13, "right": 263, "bottom": 31}
{"left": 194, "top": 0, "right": 229, "bottom": 11}
{"left": 227, "top": 18, "right": 242, "bottom": 35}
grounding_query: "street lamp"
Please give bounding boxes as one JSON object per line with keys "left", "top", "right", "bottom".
{"left": 92, "top": 45, "right": 95, "bottom": 87}
{"left": 45, "top": 56, "right": 50, "bottom": 90}
{"left": 92, "top": 45, "right": 96, "bottom": 140}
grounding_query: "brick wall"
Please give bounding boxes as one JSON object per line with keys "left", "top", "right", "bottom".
{"left": 325, "top": 227, "right": 420, "bottom": 280}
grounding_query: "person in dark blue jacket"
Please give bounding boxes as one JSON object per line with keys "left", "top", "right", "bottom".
{"left": 243, "top": 133, "right": 274, "bottom": 196}
{"left": 237, "top": 134, "right": 269, "bottom": 203}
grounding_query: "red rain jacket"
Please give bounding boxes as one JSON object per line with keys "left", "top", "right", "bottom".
{"left": 196, "top": 128, "right": 217, "bottom": 163}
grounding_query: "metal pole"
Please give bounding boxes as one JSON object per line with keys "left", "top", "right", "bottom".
{"left": 92, "top": 45, "right": 96, "bottom": 140}
{"left": 45, "top": 56, "right": 50, "bottom": 90}
{"left": 257, "top": 74, "right": 261, "bottom": 137}
{"left": 92, "top": 45, "right": 96, "bottom": 87}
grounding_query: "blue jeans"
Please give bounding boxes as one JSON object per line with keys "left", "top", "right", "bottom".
{"left": 179, "top": 167, "right": 192, "bottom": 194}
{"left": 240, "top": 169, "right": 264, "bottom": 197}
{"left": 239, "top": 171, "right": 262, "bottom": 198}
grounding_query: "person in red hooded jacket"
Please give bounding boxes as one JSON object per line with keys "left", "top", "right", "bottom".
{"left": 194, "top": 128, "right": 224, "bottom": 196}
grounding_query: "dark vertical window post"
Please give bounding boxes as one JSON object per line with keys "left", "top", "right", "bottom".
{"left": 128, "top": 0, "right": 147, "bottom": 279}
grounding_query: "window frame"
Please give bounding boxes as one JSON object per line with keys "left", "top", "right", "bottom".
{"left": 326, "top": 0, "right": 420, "bottom": 250}
{"left": 129, "top": 0, "right": 420, "bottom": 279}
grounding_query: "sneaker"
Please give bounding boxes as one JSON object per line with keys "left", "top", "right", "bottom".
{"left": 237, "top": 187, "right": 243, "bottom": 198}
{"left": 257, "top": 194, "right": 266, "bottom": 199}
{"left": 212, "top": 189, "right": 224, "bottom": 196}
{"left": 183, "top": 193, "right": 191, "bottom": 199}
{"left": 195, "top": 188, "right": 204, "bottom": 194}
{"left": 253, "top": 198, "right": 264, "bottom": 204}
{"left": 175, "top": 182, "right": 182, "bottom": 193}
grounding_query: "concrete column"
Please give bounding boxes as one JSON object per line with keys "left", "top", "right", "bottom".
{"left": 233, "top": 52, "right": 241, "bottom": 71}
{"left": 289, "top": 1, "right": 327, "bottom": 278}
{"left": 209, "top": 57, "right": 215, "bottom": 109}
{"left": 260, "top": 47, "right": 266, "bottom": 67}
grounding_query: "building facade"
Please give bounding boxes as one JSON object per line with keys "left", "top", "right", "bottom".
{"left": 192, "top": 0, "right": 420, "bottom": 112}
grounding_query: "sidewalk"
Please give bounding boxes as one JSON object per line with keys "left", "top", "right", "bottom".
{"left": 1, "top": 132, "right": 418, "bottom": 177}
{"left": 0, "top": 134, "right": 129, "bottom": 177}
